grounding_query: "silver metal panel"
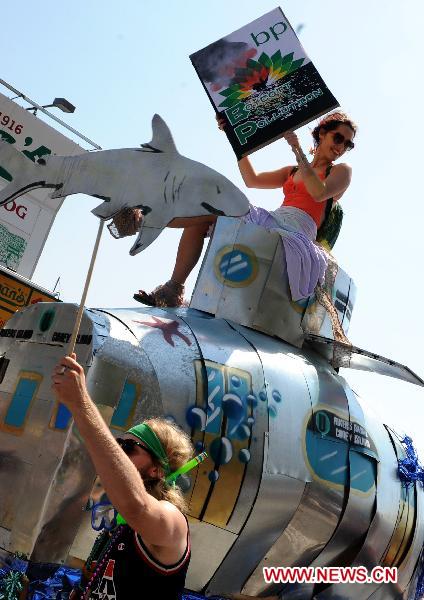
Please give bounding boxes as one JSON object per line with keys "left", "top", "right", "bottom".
{"left": 305, "top": 334, "right": 424, "bottom": 386}
{"left": 190, "top": 216, "right": 305, "bottom": 347}
{"left": 367, "top": 582, "right": 403, "bottom": 600}
{"left": 318, "top": 395, "right": 402, "bottom": 600}
{"left": 215, "top": 222, "right": 304, "bottom": 348}
{"left": 309, "top": 384, "right": 376, "bottom": 571}
{"left": 252, "top": 241, "right": 304, "bottom": 347}
{"left": 185, "top": 519, "right": 237, "bottom": 592}
{"left": 206, "top": 436, "right": 306, "bottom": 596}
{"left": 190, "top": 216, "right": 357, "bottom": 348}
{"left": 0, "top": 304, "right": 109, "bottom": 560}
{"left": 226, "top": 334, "right": 348, "bottom": 596}
{"left": 190, "top": 218, "right": 240, "bottom": 314}
{"left": 105, "top": 306, "right": 200, "bottom": 429}
{"left": 244, "top": 481, "right": 345, "bottom": 597}
{"left": 302, "top": 347, "right": 350, "bottom": 414}
{"left": 93, "top": 312, "right": 164, "bottom": 422}
{"left": 311, "top": 451, "right": 376, "bottom": 567}
{"left": 0, "top": 305, "right": 99, "bottom": 559}
{"left": 85, "top": 357, "right": 127, "bottom": 408}
{"left": 228, "top": 322, "right": 313, "bottom": 481}
{"left": 177, "top": 312, "right": 266, "bottom": 535}
{"left": 30, "top": 424, "right": 98, "bottom": 563}
{"left": 306, "top": 386, "right": 378, "bottom": 600}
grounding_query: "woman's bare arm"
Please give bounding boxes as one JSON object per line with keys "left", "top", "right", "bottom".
{"left": 238, "top": 156, "right": 294, "bottom": 189}
{"left": 298, "top": 161, "right": 352, "bottom": 202}
{"left": 284, "top": 132, "right": 352, "bottom": 202}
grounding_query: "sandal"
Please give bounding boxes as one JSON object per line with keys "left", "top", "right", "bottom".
{"left": 133, "top": 280, "right": 185, "bottom": 308}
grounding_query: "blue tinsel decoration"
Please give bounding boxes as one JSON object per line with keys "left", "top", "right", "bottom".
{"left": 398, "top": 436, "right": 424, "bottom": 488}
{"left": 28, "top": 565, "right": 81, "bottom": 599}
{"left": 182, "top": 595, "right": 227, "bottom": 600}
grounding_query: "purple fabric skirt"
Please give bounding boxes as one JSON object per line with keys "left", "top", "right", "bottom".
{"left": 243, "top": 205, "right": 328, "bottom": 301}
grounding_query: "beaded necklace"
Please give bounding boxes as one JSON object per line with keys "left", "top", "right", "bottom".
{"left": 79, "top": 525, "right": 125, "bottom": 599}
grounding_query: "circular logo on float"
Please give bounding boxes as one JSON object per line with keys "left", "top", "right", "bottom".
{"left": 315, "top": 410, "right": 331, "bottom": 436}
{"left": 214, "top": 245, "right": 258, "bottom": 287}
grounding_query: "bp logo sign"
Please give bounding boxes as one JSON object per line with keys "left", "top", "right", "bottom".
{"left": 214, "top": 245, "right": 258, "bottom": 287}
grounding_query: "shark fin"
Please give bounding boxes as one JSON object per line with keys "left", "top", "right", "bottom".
{"left": 148, "top": 115, "right": 178, "bottom": 155}
{"left": 129, "top": 224, "right": 163, "bottom": 255}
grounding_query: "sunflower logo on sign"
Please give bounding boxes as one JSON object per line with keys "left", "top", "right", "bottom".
{"left": 218, "top": 51, "right": 305, "bottom": 108}
{"left": 214, "top": 245, "right": 258, "bottom": 288}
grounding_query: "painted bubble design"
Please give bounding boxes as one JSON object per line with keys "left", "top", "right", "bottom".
{"left": 247, "top": 416, "right": 255, "bottom": 426}
{"left": 268, "top": 405, "right": 278, "bottom": 419}
{"left": 272, "top": 390, "right": 282, "bottom": 403}
{"left": 186, "top": 406, "right": 207, "bottom": 431}
{"left": 210, "top": 437, "right": 233, "bottom": 465}
{"left": 236, "top": 424, "right": 251, "bottom": 440}
{"left": 177, "top": 474, "right": 192, "bottom": 492}
{"left": 230, "top": 375, "right": 241, "bottom": 388}
{"left": 239, "top": 449, "right": 251, "bottom": 463}
{"left": 259, "top": 390, "right": 267, "bottom": 402}
{"left": 246, "top": 394, "right": 258, "bottom": 408}
{"left": 195, "top": 441, "right": 205, "bottom": 453}
{"left": 222, "top": 393, "right": 244, "bottom": 420}
{"left": 208, "top": 470, "right": 219, "bottom": 483}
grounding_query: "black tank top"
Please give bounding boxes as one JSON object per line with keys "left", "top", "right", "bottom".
{"left": 87, "top": 523, "right": 190, "bottom": 599}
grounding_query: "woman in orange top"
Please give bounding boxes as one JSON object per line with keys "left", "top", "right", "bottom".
{"left": 134, "top": 111, "right": 356, "bottom": 306}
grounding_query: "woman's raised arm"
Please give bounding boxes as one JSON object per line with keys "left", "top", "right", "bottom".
{"left": 238, "top": 156, "right": 293, "bottom": 189}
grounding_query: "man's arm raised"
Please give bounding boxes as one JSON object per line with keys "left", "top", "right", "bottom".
{"left": 51, "top": 354, "right": 186, "bottom": 548}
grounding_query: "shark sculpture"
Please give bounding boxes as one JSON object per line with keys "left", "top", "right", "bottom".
{"left": 0, "top": 114, "right": 249, "bottom": 253}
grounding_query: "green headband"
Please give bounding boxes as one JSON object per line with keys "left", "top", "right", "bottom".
{"left": 127, "top": 422, "right": 171, "bottom": 477}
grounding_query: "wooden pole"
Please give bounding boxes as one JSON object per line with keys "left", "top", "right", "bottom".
{"left": 68, "top": 220, "right": 104, "bottom": 356}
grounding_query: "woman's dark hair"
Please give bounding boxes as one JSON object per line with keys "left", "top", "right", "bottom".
{"left": 311, "top": 111, "right": 357, "bottom": 148}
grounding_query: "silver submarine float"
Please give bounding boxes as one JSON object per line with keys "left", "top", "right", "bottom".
{"left": 0, "top": 117, "right": 423, "bottom": 600}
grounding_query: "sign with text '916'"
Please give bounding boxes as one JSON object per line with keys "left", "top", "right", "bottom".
{"left": 0, "top": 92, "right": 85, "bottom": 277}
{"left": 190, "top": 7, "right": 339, "bottom": 159}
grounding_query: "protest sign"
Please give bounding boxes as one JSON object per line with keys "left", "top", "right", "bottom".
{"left": 190, "top": 7, "right": 339, "bottom": 158}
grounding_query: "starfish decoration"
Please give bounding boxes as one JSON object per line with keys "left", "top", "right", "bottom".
{"left": 133, "top": 317, "right": 192, "bottom": 347}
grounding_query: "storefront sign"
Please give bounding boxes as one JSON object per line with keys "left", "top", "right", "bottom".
{"left": 0, "top": 92, "right": 85, "bottom": 277}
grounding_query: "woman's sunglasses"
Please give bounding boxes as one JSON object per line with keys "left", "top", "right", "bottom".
{"left": 332, "top": 132, "right": 355, "bottom": 151}
{"left": 116, "top": 437, "right": 156, "bottom": 459}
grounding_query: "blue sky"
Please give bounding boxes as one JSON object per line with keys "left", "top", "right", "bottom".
{"left": 2, "top": 1, "right": 423, "bottom": 456}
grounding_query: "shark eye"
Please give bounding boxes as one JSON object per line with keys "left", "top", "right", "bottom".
{"left": 138, "top": 143, "right": 163, "bottom": 153}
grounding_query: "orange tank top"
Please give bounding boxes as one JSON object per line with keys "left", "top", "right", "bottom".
{"left": 282, "top": 169, "right": 328, "bottom": 228}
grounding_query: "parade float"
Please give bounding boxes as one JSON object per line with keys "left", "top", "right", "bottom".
{"left": 0, "top": 8, "right": 423, "bottom": 600}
